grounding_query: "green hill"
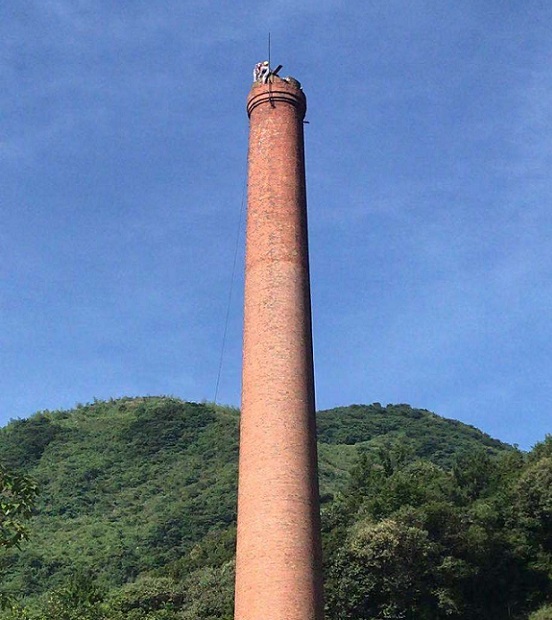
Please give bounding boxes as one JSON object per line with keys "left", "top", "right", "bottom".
{"left": 1, "top": 397, "right": 550, "bottom": 619}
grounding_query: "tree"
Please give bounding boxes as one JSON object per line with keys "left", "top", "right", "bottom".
{"left": 0, "top": 464, "right": 38, "bottom": 550}
{"left": 529, "top": 604, "right": 552, "bottom": 620}
{"left": 40, "top": 570, "right": 106, "bottom": 620}
{"left": 326, "top": 516, "right": 451, "bottom": 619}
{"left": 0, "top": 463, "right": 38, "bottom": 610}
{"left": 514, "top": 457, "right": 552, "bottom": 553}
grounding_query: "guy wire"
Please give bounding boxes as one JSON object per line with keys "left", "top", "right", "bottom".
{"left": 213, "top": 173, "right": 247, "bottom": 404}
{"left": 268, "top": 32, "right": 275, "bottom": 107}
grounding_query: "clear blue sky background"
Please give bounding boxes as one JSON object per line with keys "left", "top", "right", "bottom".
{"left": 1, "top": 1, "right": 551, "bottom": 449}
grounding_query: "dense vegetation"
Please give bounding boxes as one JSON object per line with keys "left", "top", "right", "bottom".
{"left": 0, "top": 464, "right": 38, "bottom": 611}
{"left": 0, "top": 397, "right": 550, "bottom": 619}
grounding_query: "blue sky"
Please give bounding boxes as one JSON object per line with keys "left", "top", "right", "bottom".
{"left": 1, "top": 1, "right": 551, "bottom": 449}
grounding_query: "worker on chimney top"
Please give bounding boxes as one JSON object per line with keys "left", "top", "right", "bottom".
{"left": 254, "top": 61, "right": 270, "bottom": 83}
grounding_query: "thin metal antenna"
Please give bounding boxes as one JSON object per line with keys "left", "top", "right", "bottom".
{"left": 268, "top": 32, "right": 275, "bottom": 108}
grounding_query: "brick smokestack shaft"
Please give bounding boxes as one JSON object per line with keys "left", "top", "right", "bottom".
{"left": 234, "top": 76, "right": 324, "bottom": 620}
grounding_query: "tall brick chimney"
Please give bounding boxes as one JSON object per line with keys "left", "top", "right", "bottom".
{"left": 234, "top": 72, "right": 324, "bottom": 619}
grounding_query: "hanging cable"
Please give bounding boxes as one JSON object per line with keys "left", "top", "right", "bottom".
{"left": 213, "top": 175, "right": 247, "bottom": 404}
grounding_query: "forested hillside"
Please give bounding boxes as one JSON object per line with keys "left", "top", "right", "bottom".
{"left": 1, "top": 397, "right": 551, "bottom": 619}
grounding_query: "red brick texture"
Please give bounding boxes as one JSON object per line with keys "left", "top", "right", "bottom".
{"left": 234, "top": 77, "right": 324, "bottom": 620}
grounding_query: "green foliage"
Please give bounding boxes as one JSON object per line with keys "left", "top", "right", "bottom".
{"left": 324, "top": 439, "right": 552, "bottom": 619}
{"left": 514, "top": 457, "right": 552, "bottom": 552}
{"left": 177, "top": 562, "right": 234, "bottom": 620}
{"left": 0, "top": 463, "right": 38, "bottom": 611}
{"left": 327, "top": 516, "right": 441, "bottom": 619}
{"left": 0, "top": 416, "right": 62, "bottom": 471}
{"left": 0, "top": 465, "right": 38, "bottom": 549}
{"left": 0, "top": 396, "right": 549, "bottom": 619}
{"left": 123, "top": 400, "right": 216, "bottom": 457}
{"left": 530, "top": 604, "right": 552, "bottom": 620}
{"left": 105, "top": 576, "right": 186, "bottom": 618}
{"left": 528, "top": 435, "right": 552, "bottom": 463}
{"left": 40, "top": 569, "right": 105, "bottom": 620}
{"left": 316, "top": 403, "right": 507, "bottom": 468}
